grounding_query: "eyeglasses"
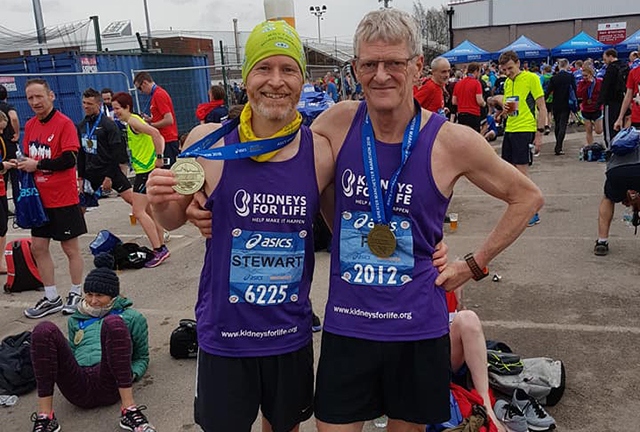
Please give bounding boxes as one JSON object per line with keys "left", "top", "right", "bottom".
{"left": 135, "top": 83, "right": 143, "bottom": 91}
{"left": 355, "top": 56, "right": 417, "bottom": 75}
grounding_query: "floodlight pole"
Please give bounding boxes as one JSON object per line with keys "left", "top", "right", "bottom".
{"left": 90, "top": 16, "right": 102, "bottom": 52}
{"left": 143, "top": 0, "right": 152, "bottom": 50}
{"left": 309, "top": 5, "right": 327, "bottom": 44}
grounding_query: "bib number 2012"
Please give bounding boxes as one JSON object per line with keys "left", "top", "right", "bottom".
{"left": 353, "top": 264, "right": 398, "bottom": 285}
{"left": 245, "top": 284, "right": 289, "bottom": 305}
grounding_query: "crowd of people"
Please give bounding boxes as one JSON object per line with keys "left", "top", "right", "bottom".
{"left": 3, "top": 7, "right": 639, "bottom": 432}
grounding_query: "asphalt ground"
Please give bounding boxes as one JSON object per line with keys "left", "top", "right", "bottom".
{"left": 1, "top": 126, "right": 639, "bottom": 431}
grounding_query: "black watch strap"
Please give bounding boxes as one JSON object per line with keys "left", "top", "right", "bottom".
{"left": 464, "top": 253, "right": 489, "bottom": 281}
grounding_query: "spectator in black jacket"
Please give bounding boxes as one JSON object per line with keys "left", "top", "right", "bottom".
{"left": 598, "top": 48, "right": 626, "bottom": 147}
{"left": 545, "top": 58, "right": 577, "bottom": 155}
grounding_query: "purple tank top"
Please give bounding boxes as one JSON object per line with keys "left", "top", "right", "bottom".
{"left": 324, "top": 102, "right": 450, "bottom": 341}
{"left": 197, "top": 126, "right": 319, "bottom": 357}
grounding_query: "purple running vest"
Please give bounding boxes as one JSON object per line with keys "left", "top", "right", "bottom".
{"left": 324, "top": 102, "right": 450, "bottom": 341}
{"left": 197, "top": 126, "right": 319, "bottom": 357}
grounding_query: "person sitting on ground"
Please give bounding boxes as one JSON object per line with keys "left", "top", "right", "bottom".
{"left": 196, "top": 85, "right": 229, "bottom": 124}
{"left": 28, "top": 255, "right": 154, "bottom": 432}
{"left": 481, "top": 114, "right": 498, "bottom": 142}
{"left": 447, "top": 290, "right": 505, "bottom": 432}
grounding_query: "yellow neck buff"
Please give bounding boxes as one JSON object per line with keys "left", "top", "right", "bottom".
{"left": 238, "top": 104, "right": 302, "bottom": 162}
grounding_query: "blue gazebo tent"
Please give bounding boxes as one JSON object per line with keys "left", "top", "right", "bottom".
{"left": 442, "top": 40, "right": 492, "bottom": 63}
{"left": 616, "top": 29, "right": 640, "bottom": 53}
{"left": 551, "top": 31, "right": 607, "bottom": 58}
{"left": 496, "top": 35, "right": 549, "bottom": 60}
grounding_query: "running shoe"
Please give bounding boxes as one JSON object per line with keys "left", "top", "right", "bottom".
{"left": 62, "top": 292, "right": 82, "bottom": 315}
{"left": 144, "top": 246, "right": 170, "bottom": 268}
{"left": 30, "top": 412, "right": 61, "bottom": 432}
{"left": 24, "top": 297, "right": 63, "bottom": 319}
{"left": 120, "top": 405, "right": 156, "bottom": 431}
{"left": 511, "top": 389, "right": 556, "bottom": 431}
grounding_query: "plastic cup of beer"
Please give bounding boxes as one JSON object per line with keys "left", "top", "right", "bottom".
{"left": 449, "top": 213, "right": 458, "bottom": 232}
{"left": 129, "top": 213, "right": 137, "bottom": 226}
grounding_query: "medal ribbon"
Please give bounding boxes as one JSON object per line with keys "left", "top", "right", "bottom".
{"left": 179, "top": 106, "right": 300, "bottom": 161}
{"left": 85, "top": 111, "right": 103, "bottom": 139}
{"left": 77, "top": 308, "right": 123, "bottom": 330}
{"left": 361, "top": 101, "right": 422, "bottom": 225}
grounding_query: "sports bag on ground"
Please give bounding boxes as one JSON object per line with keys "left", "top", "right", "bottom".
{"left": 89, "top": 230, "right": 122, "bottom": 256}
{"left": 3, "top": 239, "right": 44, "bottom": 293}
{"left": 113, "top": 242, "right": 154, "bottom": 270}
{"left": 489, "top": 357, "right": 566, "bottom": 406}
{"left": 0, "top": 331, "right": 36, "bottom": 395}
{"left": 170, "top": 319, "right": 198, "bottom": 359}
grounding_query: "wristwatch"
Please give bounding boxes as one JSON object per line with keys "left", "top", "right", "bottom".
{"left": 537, "top": 127, "right": 545, "bottom": 133}
{"left": 156, "top": 153, "right": 164, "bottom": 159}
{"left": 464, "top": 253, "right": 489, "bottom": 281}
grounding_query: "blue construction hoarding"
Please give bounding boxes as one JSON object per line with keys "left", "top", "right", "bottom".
{"left": 0, "top": 51, "right": 210, "bottom": 136}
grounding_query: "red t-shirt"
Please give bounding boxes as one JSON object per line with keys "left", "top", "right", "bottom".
{"left": 627, "top": 67, "right": 640, "bottom": 124}
{"left": 414, "top": 78, "right": 444, "bottom": 113}
{"left": 23, "top": 110, "right": 79, "bottom": 208}
{"left": 453, "top": 76, "right": 483, "bottom": 116}
{"left": 150, "top": 85, "right": 179, "bottom": 142}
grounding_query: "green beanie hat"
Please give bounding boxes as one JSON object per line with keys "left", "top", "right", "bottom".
{"left": 242, "top": 20, "right": 306, "bottom": 82}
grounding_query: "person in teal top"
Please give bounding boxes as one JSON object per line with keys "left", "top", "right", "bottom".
{"left": 29, "top": 255, "right": 156, "bottom": 432}
{"left": 111, "top": 92, "right": 170, "bottom": 268}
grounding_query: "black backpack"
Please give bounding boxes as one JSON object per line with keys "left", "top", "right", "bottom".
{"left": 169, "top": 319, "right": 198, "bottom": 359}
{"left": 113, "top": 243, "right": 154, "bottom": 270}
{"left": 0, "top": 331, "right": 36, "bottom": 395}
{"left": 617, "top": 62, "right": 630, "bottom": 99}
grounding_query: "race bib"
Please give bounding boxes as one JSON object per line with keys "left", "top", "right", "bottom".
{"left": 229, "top": 229, "right": 306, "bottom": 306}
{"left": 339, "top": 211, "right": 415, "bottom": 287}
{"left": 82, "top": 136, "right": 98, "bottom": 155}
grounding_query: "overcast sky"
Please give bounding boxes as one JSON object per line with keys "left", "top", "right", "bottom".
{"left": 3, "top": 0, "right": 446, "bottom": 43}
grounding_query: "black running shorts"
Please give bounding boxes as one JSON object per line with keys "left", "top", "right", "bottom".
{"left": 133, "top": 172, "right": 151, "bottom": 194}
{"left": 31, "top": 204, "right": 87, "bottom": 241}
{"left": 86, "top": 168, "right": 132, "bottom": 194}
{"left": 604, "top": 163, "right": 640, "bottom": 203}
{"left": 194, "top": 342, "right": 314, "bottom": 432}
{"left": 314, "top": 331, "right": 451, "bottom": 426}
{"left": 502, "top": 131, "right": 534, "bottom": 166}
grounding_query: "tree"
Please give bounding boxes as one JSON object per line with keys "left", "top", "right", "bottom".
{"left": 413, "top": 1, "right": 448, "bottom": 61}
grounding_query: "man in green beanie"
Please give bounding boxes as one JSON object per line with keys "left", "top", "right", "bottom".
{"left": 146, "top": 19, "right": 334, "bottom": 432}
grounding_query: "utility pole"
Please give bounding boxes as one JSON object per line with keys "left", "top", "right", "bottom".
{"left": 143, "top": 0, "right": 152, "bottom": 50}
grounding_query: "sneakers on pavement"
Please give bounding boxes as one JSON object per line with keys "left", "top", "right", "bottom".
{"left": 30, "top": 412, "right": 61, "bottom": 432}
{"left": 312, "top": 313, "right": 322, "bottom": 332}
{"left": 120, "top": 405, "right": 156, "bottom": 432}
{"left": 527, "top": 213, "right": 540, "bottom": 227}
{"left": 163, "top": 230, "right": 171, "bottom": 243}
{"left": 512, "top": 388, "right": 556, "bottom": 431}
{"left": 144, "top": 245, "right": 170, "bottom": 268}
{"left": 594, "top": 240, "right": 609, "bottom": 256}
{"left": 62, "top": 292, "right": 82, "bottom": 315}
{"left": 494, "top": 399, "right": 528, "bottom": 432}
{"left": 24, "top": 297, "right": 63, "bottom": 319}
{"left": 544, "top": 125, "right": 551, "bottom": 135}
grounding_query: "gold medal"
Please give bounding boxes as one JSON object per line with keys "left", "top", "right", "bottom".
{"left": 170, "top": 158, "right": 205, "bottom": 195}
{"left": 86, "top": 139, "right": 93, "bottom": 148}
{"left": 367, "top": 224, "right": 397, "bottom": 258}
{"left": 74, "top": 329, "right": 84, "bottom": 345}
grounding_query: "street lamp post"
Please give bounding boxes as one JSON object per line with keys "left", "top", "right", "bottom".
{"left": 309, "top": 5, "right": 327, "bottom": 44}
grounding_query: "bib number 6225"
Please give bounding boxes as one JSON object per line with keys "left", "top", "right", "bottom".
{"left": 245, "top": 284, "right": 289, "bottom": 305}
